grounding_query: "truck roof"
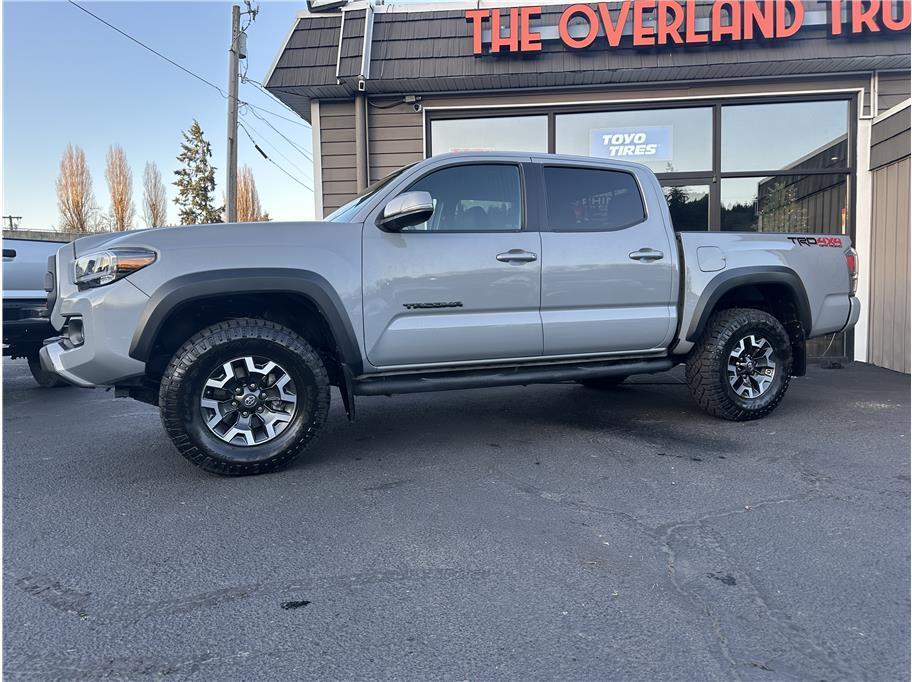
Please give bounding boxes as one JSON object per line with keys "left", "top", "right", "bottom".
{"left": 419, "top": 150, "right": 653, "bottom": 172}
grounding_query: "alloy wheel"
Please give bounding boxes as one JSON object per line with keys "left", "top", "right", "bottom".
{"left": 199, "top": 356, "right": 298, "bottom": 446}
{"left": 727, "top": 334, "right": 777, "bottom": 399}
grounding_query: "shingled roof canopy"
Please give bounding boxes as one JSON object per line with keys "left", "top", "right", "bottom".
{"left": 264, "top": 0, "right": 912, "bottom": 122}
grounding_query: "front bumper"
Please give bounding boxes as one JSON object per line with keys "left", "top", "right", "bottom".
{"left": 40, "top": 339, "right": 94, "bottom": 387}
{"left": 39, "top": 279, "right": 150, "bottom": 387}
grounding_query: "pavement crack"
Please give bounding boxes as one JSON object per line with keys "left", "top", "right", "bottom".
{"left": 657, "top": 491, "right": 856, "bottom": 680}
{"left": 500, "top": 473, "right": 659, "bottom": 540}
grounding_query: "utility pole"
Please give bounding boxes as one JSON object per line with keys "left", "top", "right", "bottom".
{"left": 226, "top": 4, "right": 241, "bottom": 223}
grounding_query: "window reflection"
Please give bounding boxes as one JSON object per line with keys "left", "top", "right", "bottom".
{"left": 544, "top": 167, "right": 645, "bottom": 232}
{"left": 721, "top": 175, "right": 847, "bottom": 233}
{"left": 430, "top": 116, "right": 548, "bottom": 156}
{"left": 662, "top": 185, "right": 709, "bottom": 231}
{"left": 722, "top": 101, "right": 849, "bottom": 172}
{"left": 555, "top": 107, "right": 712, "bottom": 173}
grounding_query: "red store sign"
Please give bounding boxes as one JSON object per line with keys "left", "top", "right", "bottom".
{"left": 466, "top": 0, "right": 911, "bottom": 55}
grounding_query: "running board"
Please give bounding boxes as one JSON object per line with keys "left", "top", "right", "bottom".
{"left": 353, "top": 358, "right": 675, "bottom": 396}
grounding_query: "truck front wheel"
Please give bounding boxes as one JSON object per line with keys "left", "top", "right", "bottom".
{"left": 159, "top": 318, "right": 330, "bottom": 476}
{"left": 27, "top": 352, "right": 67, "bottom": 388}
{"left": 685, "top": 308, "right": 792, "bottom": 421}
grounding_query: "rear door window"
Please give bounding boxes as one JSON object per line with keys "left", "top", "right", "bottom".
{"left": 543, "top": 167, "right": 645, "bottom": 232}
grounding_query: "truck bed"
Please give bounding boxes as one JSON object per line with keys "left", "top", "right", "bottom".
{"left": 674, "top": 231, "right": 856, "bottom": 355}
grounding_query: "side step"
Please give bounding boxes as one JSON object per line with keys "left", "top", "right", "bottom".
{"left": 353, "top": 358, "right": 675, "bottom": 396}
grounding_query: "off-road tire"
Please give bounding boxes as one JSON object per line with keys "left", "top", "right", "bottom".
{"left": 685, "top": 308, "right": 792, "bottom": 421}
{"left": 159, "top": 318, "right": 330, "bottom": 476}
{"left": 579, "top": 375, "right": 628, "bottom": 389}
{"left": 27, "top": 353, "right": 67, "bottom": 388}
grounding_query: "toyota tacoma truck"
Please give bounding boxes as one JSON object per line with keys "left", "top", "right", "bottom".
{"left": 40, "top": 153, "right": 860, "bottom": 475}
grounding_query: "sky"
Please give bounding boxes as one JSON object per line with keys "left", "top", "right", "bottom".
{"left": 3, "top": 1, "right": 853, "bottom": 230}
{"left": 3, "top": 0, "right": 316, "bottom": 229}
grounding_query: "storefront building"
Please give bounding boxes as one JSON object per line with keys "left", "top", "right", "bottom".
{"left": 265, "top": 0, "right": 911, "bottom": 368}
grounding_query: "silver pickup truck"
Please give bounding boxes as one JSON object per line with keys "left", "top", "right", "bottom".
{"left": 40, "top": 153, "right": 860, "bottom": 475}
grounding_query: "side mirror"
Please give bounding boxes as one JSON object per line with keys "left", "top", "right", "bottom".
{"left": 377, "top": 191, "right": 434, "bottom": 232}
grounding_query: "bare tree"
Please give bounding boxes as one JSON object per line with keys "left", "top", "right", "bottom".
{"left": 142, "top": 161, "right": 168, "bottom": 227}
{"left": 105, "top": 145, "right": 135, "bottom": 231}
{"left": 55, "top": 144, "right": 97, "bottom": 232}
{"left": 236, "top": 165, "right": 269, "bottom": 222}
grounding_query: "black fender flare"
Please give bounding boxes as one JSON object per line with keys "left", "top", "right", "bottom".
{"left": 685, "top": 266, "right": 813, "bottom": 343}
{"left": 128, "top": 268, "right": 363, "bottom": 375}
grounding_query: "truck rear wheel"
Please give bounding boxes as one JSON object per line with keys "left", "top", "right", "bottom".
{"left": 159, "top": 318, "right": 330, "bottom": 476}
{"left": 685, "top": 308, "right": 792, "bottom": 421}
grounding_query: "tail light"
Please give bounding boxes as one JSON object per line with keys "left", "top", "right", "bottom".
{"left": 846, "top": 247, "right": 858, "bottom": 296}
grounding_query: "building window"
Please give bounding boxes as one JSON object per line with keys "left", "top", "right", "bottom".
{"left": 403, "top": 163, "right": 523, "bottom": 232}
{"left": 663, "top": 185, "right": 710, "bottom": 231}
{"left": 543, "top": 167, "right": 645, "bottom": 232}
{"left": 721, "top": 101, "right": 850, "bottom": 172}
{"left": 721, "top": 175, "right": 848, "bottom": 233}
{"left": 427, "top": 96, "right": 853, "bottom": 235}
{"left": 430, "top": 116, "right": 547, "bottom": 156}
{"left": 555, "top": 107, "right": 712, "bottom": 174}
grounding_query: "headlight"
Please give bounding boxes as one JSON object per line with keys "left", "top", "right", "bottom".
{"left": 74, "top": 247, "right": 156, "bottom": 289}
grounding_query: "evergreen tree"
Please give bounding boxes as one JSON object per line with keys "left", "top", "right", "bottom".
{"left": 173, "top": 120, "right": 222, "bottom": 225}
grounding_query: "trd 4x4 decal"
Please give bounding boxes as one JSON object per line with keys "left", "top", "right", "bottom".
{"left": 787, "top": 237, "right": 843, "bottom": 248}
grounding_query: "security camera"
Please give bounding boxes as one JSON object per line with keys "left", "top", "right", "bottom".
{"left": 357, "top": 79, "right": 366, "bottom": 92}
{"left": 412, "top": 103, "right": 423, "bottom": 112}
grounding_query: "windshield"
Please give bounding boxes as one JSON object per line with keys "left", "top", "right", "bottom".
{"left": 325, "top": 163, "right": 417, "bottom": 223}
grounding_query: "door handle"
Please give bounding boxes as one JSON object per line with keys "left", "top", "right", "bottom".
{"left": 3, "top": 249, "right": 16, "bottom": 259}
{"left": 628, "top": 248, "right": 664, "bottom": 262}
{"left": 496, "top": 249, "right": 538, "bottom": 263}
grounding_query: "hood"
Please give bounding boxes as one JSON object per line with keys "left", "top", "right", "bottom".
{"left": 72, "top": 222, "right": 337, "bottom": 257}
{"left": 72, "top": 228, "right": 150, "bottom": 257}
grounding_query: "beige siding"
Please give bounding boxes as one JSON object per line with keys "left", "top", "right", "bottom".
{"left": 871, "top": 105, "right": 911, "bottom": 170}
{"left": 877, "top": 70, "right": 911, "bottom": 114}
{"left": 367, "top": 102, "right": 423, "bottom": 184}
{"left": 868, "top": 156, "right": 911, "bottom": 374}
{"left": 319, "top": 101, "right": 357, "bottom": 216}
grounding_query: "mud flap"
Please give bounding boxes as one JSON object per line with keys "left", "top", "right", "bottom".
{"left": 340, "top": 364, "right": 356, "bottom": 421}
{"left": 791, "top": 334, "right": 807, "bottom": 377}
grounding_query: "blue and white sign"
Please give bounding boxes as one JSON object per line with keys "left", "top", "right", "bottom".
{"left": 589, "top": 126, "right": 673, "bottom": 161}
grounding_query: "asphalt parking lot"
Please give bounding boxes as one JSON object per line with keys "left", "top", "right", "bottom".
{"left": 3, "top": 358, "right": 910, "bottom": 681}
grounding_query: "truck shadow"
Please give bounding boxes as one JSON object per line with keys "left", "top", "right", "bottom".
{"left": 299, "top": 381, "right": 741, "bottom": 471}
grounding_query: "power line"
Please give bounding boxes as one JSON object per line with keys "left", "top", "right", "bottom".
{"left": 67, "top": 0, "right": 314, "bottom": 195}
{"left": 65, "top": 0, "right": 309, "bottom": 128}
{"left": 243, "top": 104, "right": 313, "bottom": 161}
{"left": 67, "top": 0, "right": 228, "bottom": 96}
{"left": 240, "top": 101, "right": 311, "bottom": 128}
{"left": 238, "top": 121, "right": 313, "bottom": 191}
{"left": 242, "top": 76, "right": 311, "bottom": 120}
{"left": 239, "top": 112, "right": 312, "bottom": 179}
